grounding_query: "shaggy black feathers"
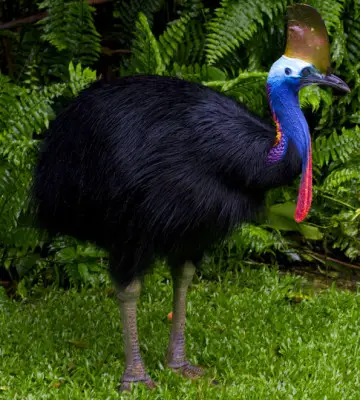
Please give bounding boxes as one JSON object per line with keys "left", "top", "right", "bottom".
{"left": 32, "top": 75, "right": 301, "bottom": 285}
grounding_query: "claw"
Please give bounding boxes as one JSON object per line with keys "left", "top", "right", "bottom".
{"left": 119, "top": 375, "right": 156, "bottom": 392}
{"left": 170, "top": 361, "right": 205, "bottom": 380}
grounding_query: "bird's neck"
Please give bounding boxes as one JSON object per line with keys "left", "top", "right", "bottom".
{"left": 266, "top": 82, "right": 313, "bottom": 223}
{"left": 266, "top": 83, "right": 310, "bottom": 166}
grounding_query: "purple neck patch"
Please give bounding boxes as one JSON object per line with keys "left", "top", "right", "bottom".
{"left": 265, "top": 133, "right": 288, "bottom": 165}
{"left": 265, "top": 83, "right": 288, "bottom": 166}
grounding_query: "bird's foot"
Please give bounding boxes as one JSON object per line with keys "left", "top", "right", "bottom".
{"left": 168, "top": 361, "right": 205, "bottom": 380}
{"left": 119, "top": 372, "right": 156, "bottom": 392}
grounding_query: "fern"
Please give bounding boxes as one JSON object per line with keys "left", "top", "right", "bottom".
{"left": 343, "top": 7, "right": 360, "bottom": 67}
{"left": 174, "top": 1, "right": 209, "bottom": 65}
{"left": 230, "top": 224, "right": 286, "bottom": 257}
{"left": 38, "top": 0, "right": 101, "bottom": 68}
{"left": 206, "top": 0, "right": 287, "bottom": 65}
{"left": 68, "top": 61, "right": 97, "bottom": 96}
{"left": 113, "top": 0, "right": 165, "bottom": 45}
{"left": 131, "top": 12, "right": 205, "bottom": 74}
{"left": 323, "top": 163, "right": 360, "bottom": 190}
{"left": 53, "top": 239, "right": 108, "bottom": 287}
{"left": 313, "top": 127, "right": 360, "bottom": 167}
{"left": 205, "top": 72, "right": 268, "bottom": 116}
{"left": 131, "top": 12, "right": 164, "bottom": 74}
{"left": 306, "top": 0, "right": 345, "bottom": 34}
{"left": 176, "top": 0, "right": 205, "bottom": 16}
{"left": 0, "top": 62, "right": 98, "bottom": 290}
{"left": 1, "top": 0, "right": 360, "bottom": 294}
{"left": 158, "top": 14, "right": 191, "bottom": 68}
{"left": 299, "top": 85, "right": 332, "bottom": 113}
{"left": 0, "top": 62, "right": 96, "bottom": 169}
{"left": 0, "top": 167, "right": 33, "bottom": 244}
{"left": 175, "top": 19, "right": 207, "bottom": 65}
{"left": 350, "top": 111, "right": 360, "bottom": 124}
{"left": 165, "top": 62, "right": 227, "bottom": 82}
{"left": 330, "top": 209, "right": 360, "bottom": 260}
{"left": 0, "top": 82, "right": 67, "bottom": 167}
{"left": 331, "top": 19, "right": 347, "bottom": 68}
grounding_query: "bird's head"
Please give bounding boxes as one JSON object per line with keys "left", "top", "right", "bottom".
{"left": 266, "top": 4, "right": 350, "bottom": 223}
{"left": 267, "top": 56, "right": 349, "bottom": 96}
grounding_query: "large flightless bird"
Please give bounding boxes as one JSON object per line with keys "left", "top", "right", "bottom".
{"left": 32, "top": 4, "right": 350, "bottom": 391}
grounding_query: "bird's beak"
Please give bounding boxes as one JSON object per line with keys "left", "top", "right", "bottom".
{"left": 300, "top": 73, "right": 350, "bottom": 94}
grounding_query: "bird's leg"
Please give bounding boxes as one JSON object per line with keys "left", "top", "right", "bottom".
{"left": 116, "top": 278, "right": 155, "bottom": 391}
{"left": 166, "top": 262, "right": 204, "bottom": 379}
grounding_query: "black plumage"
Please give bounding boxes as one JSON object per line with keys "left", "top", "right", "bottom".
{"left": 32, "top": 75, "right": 301, "bottom": 285}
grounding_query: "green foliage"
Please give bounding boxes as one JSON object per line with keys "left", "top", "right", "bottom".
{"left": 51, "top": 237, "right": 109, "bottom": 288}
{"left": 313, "top": 127, "right": 360, "bottom": 167}
{"left": 306, "top": 0, "right": 345, "bottom": 33}
{"left": 158, "top": 14, "right": 192, "bottom": 68}
{"left": 0, "top": 61, "right": 97, "bottom": 296}
{"left": 206, "top": 0, "right": 287, "bottom": 65}
{"left": 205, "top": 72, "right": 268, "bottom": 115}
{"left": 68, "top": 61, "right": 97, "bottom": 96}
{"left": 131, "top": 12, "right": 164, "bottom": 74}
{"left": 113, "top": 0, "right": 165, "bottom": 45}
{"left": 0, "top": 0, "right": 360, "bottom": 296}
{"left": 38, "top": 0, "right": 101, "bottom": 67}
{"left": 166, "top": 63, "right": 227, "bottom": 83}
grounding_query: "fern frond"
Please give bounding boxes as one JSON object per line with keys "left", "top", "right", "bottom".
{"left": 331, "top": 209, "right": 360, "bottom": 260}
{"left": 131, "top": 12, "right": 164, "bottom": 74}
{"left": 0, "top": 165, "right": 41, "bottom": 248}
{"left": 175, "top": 19, "right": 207, "bottom": 65}
{"left": 323, "top": 164, "right": 360, "bottom": 190}
{"left": 165, "top": 62, "right": 227, "bottom": 83}
{"left": 313, "top": 127, "right": 360, "bottom": 168}
{"left": 333, "top": 235, "right": 360, "bottom": 260}
{"left": 0, "top": 62, "right": 96, "bottom": 257}
{"left": 176, "top": 0, "right": 205, "bottom": 17}
{"left": 174, "top": 1, "right": 209, "bottom": 65}
{"left": 299, "top": 85, "right": 332, "bottom": 113}
{"left": 350, "top": 111, "right": 360, "bottom": 124}
{"left": 343, "top": 6, "right": 360, "bottom": 66}
{"left": 0, "top": 62, "right": 94, "bottom": 169}
{"left": 38, "top": 0, "right": 101, "bottom": 67}
{"left": 205, "top": 72, "right": 268, "bottom": 116}
{"left": 68, "top": 62, "right": 97, "bottom": 96}
{"left": 0, "top": 82, "right": 67, "bottom": 167}
{"left": 206, "top": 0, "right": 287, "bottom": 65}
{"left": 306, "top": 0, "right": 345, "bottom": 33}
{"left": 158, "top": 14, "right": 191, "bottom": 68}
{"left": 331, "top": 19, "right": 347, "bottom": 68}
{"left": 114, "top": 0, "right": 164, "bottom": 44}
{"left": 228, "top": 223, "right": 286, "bottom": 258}
{"left": 9, "top": 28, "right": 44, "bottom": 85}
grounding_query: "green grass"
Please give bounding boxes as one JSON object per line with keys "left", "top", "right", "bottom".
{"left": 1, "top": 266, "right": 360, "bottom": 399}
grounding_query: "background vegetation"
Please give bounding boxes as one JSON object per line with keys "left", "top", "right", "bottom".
{"left": 0, "top": 0, "right": 359, "bottom": 298}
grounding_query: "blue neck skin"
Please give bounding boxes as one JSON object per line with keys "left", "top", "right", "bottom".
{"left": 266, "top": 80, "right": 310, "bottom": 168}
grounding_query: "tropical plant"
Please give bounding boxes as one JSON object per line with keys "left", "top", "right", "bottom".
{"left": 0, "top": 0, "right": 359, "bottom": 296}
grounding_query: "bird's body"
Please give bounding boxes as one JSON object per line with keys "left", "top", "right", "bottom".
{"left": 31, "top": 4, "right": 350, "bottom": 391}
{"left": 33, "top": 75, "right": 301, "bottom": 284}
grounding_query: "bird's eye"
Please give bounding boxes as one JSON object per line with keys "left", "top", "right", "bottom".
{"left": 285, "top": 67, "right": 292, "bottom": 76}
{"left": 301, "top": 67, "right": 311, "bottom": 77}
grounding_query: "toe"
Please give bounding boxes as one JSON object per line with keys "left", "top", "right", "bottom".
{"left": 119, "top": 374, "right": 156, "bottom": 392}
{"left": 171, "top": 362, "right": 205, "bottom": 380}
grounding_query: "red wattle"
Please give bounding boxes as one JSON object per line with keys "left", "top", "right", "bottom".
{"left": 295, "top": 144, "right": 312, "bottom": 223}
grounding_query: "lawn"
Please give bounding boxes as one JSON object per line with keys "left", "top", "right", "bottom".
{"left": 1, "top": 265, "right": 360, "bottom": 399}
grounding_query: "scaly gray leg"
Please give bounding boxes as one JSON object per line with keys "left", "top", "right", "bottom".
{"left": 166, "top": 262, "right": 204, "bottom": 379}
{"left": 116, "top": 278, "right": 155, "bottom": 391}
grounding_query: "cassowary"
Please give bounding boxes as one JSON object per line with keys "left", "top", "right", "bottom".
{"left": 31, "top": 4, "right": 349, "bottom": 391}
